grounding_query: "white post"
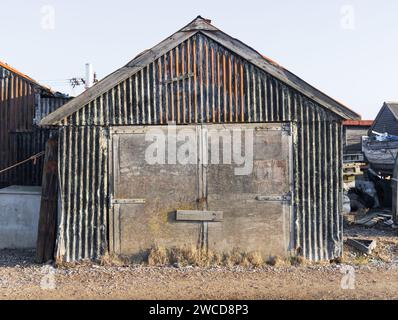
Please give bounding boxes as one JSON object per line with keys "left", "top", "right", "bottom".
{"left": 85, "top": 63, "right": 93, "bottom": 89}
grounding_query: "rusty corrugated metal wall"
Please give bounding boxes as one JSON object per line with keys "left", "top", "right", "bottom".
{"left": 58, "top": 126, "right": 109, "bottom": 261}
{"left": 56, "top": 33, "right": 343, "bottom": 261}
{"left": 0, "top": 69, "right": 34, "bottom": 187}
{"left": 0, "top": 64, "right": 70, "bottom": 187}
{"left": 34, "top": 95, "right": 70, "bottom": 125}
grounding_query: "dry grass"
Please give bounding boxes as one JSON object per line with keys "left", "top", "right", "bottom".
{"left": 55, "top": 247, "right": 311, "bottom": 269}
{"left": 223, "top": 248, "right": 245, "bottom": 267}
{"left": 246, "top": 251, "right": 264, "bottom": 267}
{"left": 147, "top": 245, "right": 271, "bottom": 268}
{"left": 147, "top": 246, "right": 169, "bottom": 266}
{"left": 266, "top": 255, "right": 286, "bottom": 267}
{"left": 352, "top": 255, "right": 371, "bottom": 265}
{"left": 169, "top": 245, "right": 207, "bottom": 267}
{"left": 55, "top": 253, "right": 129, "bottom": 268}
{"left": 265, "top": 255, "right": 309, "bottom": 267}
{"left": 222, "top": 249, "right": 266, "bottom": 268}
{"left": 146, "top": 245, "right": 316, "bottom": 268}
{"left": 289, "top": 255, "right": 306, "bottom": 266}
{"left": 99, "top": 253, "right": 129, "bottom": 267}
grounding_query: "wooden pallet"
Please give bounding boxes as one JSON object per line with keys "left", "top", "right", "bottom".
{"left": 343, "top": 163, "right": 365, "bottom": 176}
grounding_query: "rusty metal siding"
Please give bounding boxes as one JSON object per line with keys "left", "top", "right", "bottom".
{"left": 0, "top": 68, "right": 36, "bottom": 187}
{"left": 57, "top": 32, "right": 343, "bottom": 261}
{"left": 63, "top": 34, "right": 305, "bottom": 126}
{"left": 0, "top": 65, "right": 70, "bottom": 187}
{"left": 57, "top": 126, "right": 109, "bottom": 261}
{"left": 293, "top": 108, "right": 343, "bottom": 260}
{"left": 10, "top": 129, "right": 50, "bottom": 186}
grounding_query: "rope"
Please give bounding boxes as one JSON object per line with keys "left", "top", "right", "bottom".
{"left": 0, "top": 151, "right": 45, "bottom": 175}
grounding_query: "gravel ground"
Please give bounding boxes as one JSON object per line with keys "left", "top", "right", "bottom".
{"left": 0, "top": 250, "right": 397, "bottom": 300}
{"left": 0, "top": 223, "right": 396, "bottom": 300}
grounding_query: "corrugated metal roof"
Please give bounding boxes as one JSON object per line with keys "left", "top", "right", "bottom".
{"left": 40, "top": 16, "right": 361, "bottom": 125}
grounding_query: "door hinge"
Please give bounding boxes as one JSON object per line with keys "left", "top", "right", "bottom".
{"left": 281, "top": 123, "right": 292, "bottom": 136}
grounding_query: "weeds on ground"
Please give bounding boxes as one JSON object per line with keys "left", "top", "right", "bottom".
{"left": 99, "top": 253, "right": 129, "bottom": 267}
{"left": 54, "top": 246, "right": 311, "bottom": 269}
{"left": 290, "top": 255, "right": 306, "bottom": 266}
{"left": 147, "top": 246, "right": 169, "bottom": 266}
{"left": 352, "top": 255, "right": 370, "bottom": 265}
{"left": 146, "top": 245, "right": 304, "bottom": 268}
{"left": 148, "top": 245, "right": 223, "bottom": 267}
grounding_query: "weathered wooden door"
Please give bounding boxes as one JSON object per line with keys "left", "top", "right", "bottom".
{"left": 205, "top": 124, "right": 292, "bottom": 257}
{"left": 110, "top": 123, "right": 292, "bottom": 258}
{"left": 110, "top": 126, "right": 201, "bottom": 257}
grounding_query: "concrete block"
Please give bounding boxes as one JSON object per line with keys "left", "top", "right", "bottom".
{"left": 0, "top": 186, "right": 41, "bottom": 249}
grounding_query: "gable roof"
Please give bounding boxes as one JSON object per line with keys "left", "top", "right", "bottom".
{"left": 385, "top": 102, "right": 398, "bottom": 120}
{"left": 41, "top": 16, "right": 360, "bottom": 125}
{"left": 370, "top": 101, "right": 398, "bottom": 131}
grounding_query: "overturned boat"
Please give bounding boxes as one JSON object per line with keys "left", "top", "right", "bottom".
{"left": 362, "top": 131, "right": 398, "bottom": 175}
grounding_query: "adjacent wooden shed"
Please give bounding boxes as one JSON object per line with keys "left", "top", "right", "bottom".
{"left": 343, "top": 120, "right": 373, "bottom": 163}
{"left": 0, "top": 61, "right": 70, "bottom": 188}
{"left": 370, "top": 102, "right": 398, "bottom": 136}
{"left": 41, "top": 17, "right": 360, "bottom": 262}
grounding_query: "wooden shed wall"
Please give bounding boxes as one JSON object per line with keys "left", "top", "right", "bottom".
{"left": 55, "top": 33, "right": 343, "bottom": 262}
{"left": 344, "top": 126, "right": 370, "bottom": 154}
{"left": 372, "top": 106, "right": 398, "bottom": 136}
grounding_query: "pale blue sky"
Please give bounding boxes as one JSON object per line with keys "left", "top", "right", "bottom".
{"left": 1, "top": 0, "right": 397, "bottom": 119}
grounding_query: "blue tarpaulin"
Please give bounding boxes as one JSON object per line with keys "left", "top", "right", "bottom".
{"left": 372, "top": 131, "right": 398, "bottom": 142}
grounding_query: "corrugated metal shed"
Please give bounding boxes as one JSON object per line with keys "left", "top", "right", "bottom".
{"left": 41, "top": 16, "right": 360, "bottom": 262}
{"left": 0, "top": 61, "right": 70, "bottom": 187}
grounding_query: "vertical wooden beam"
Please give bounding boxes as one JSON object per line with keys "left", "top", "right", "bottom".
{"left": 36, "top": 137, "right": 58, "bottom": 263}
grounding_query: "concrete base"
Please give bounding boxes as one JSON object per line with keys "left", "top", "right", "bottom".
{"left": 0, "top": 186, "right": 41, "bottom": 249}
